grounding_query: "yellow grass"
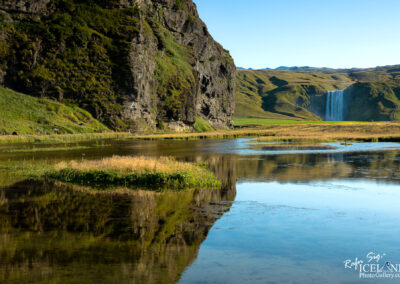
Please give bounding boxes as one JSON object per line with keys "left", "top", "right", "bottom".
{"left": 0, "top": 132, "right": 132, "bottom": 144}
{"left": 132, "top": 122, "right": 400, "bottom": 142}
{"left": 55, "top": 156, "right": 202, "bottom": 174}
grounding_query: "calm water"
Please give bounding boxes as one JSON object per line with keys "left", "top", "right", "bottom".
{"left": 1, "top": 139, "right": 400, "bottom": 283}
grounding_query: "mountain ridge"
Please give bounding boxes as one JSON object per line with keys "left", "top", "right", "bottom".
{"left": 237, "top": 64, "right": 400, "bottom": 74}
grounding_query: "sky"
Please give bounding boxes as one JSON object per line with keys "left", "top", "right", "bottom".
{"left": 193, "top": 0, "right": 400, "bottom": 69}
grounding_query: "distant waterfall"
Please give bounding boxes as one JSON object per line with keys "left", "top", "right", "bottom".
{"left": 325, "top": 90, "right": 344, "bottom": 121}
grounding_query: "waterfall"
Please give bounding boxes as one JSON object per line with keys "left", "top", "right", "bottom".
{"left": 325, "top": 90, "right": 344, "bottom": 121}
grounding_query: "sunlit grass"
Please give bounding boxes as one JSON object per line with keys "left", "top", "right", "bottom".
{"left": 0, "top": 132, "right": 132, "bottom": 144}
{"left": 56, "top": 156, "right": 203, "bottom": 175}
{"left": 233, "top": 117, "right": 366, "bottom": 126}
{"left": 132, "top": 122, "right": 400, "bottom": 141}
{"left": 47, "top": 156, "right": 221, "bottom": 190}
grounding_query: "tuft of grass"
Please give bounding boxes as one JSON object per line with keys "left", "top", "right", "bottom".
{"left": 194, "top": 117, "right": 214, "bottom": 132}
{"left": 46, "top": 156, "right": 221, "bottom": 190}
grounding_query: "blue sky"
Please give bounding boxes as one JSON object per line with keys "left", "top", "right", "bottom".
{"left": 194, "top": 0, "right": 400, "bottom": 69}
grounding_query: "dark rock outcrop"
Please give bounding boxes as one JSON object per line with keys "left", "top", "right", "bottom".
{"left": 0, "top": 0, "right": 236, "bottom": 131}
{"left": 0, "top": 0, "right": 51, "bottom": 14}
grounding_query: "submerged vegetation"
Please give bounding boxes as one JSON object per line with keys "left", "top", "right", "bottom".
{"left": 4, "top": 145, "right": 90, "bottom": 153}
{"left": 46, "top": 156, "right": 221, "bottom": 190}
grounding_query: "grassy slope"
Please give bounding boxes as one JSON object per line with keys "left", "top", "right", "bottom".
{"left": 235, "top": 69, "right": 354, "bottom": 121}
{"left": 0, "top": 87, "right": 109, "bottom": 134}
{"left": 236, "top": 66, "right": 400, "bottom": 123}
{"left": 0, "top": 1, "right": 207, "bottom": 130}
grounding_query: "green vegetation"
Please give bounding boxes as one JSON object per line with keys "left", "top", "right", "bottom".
{"left": 46, "top": 169, "right": 218, "bottom": 190}
{"left": 4, "top": 145, "right": 89, "bottom": 153}
{"left": 235, "top": 66, "right": 400, "bottom": 122}
{"left": 347, "top": 81, "right": 400, "bottom": 121}
{"left": 233, "top": 117, "right": 364, "bottom": 126}
{"left": 132, "top": 122, "right": 400, "bottom": 141}
{"left": 0, "top": 159, "right": 54, "bottom": 187}
{"left": 0, "top": 87, "right": 109, "bottom": 135}
{"left": 236, "top": 69, "right": 354, "bottom": 120}
{"left": 45, "top": 156, "right": 221, "bottom": 190}
{"left": 0, "top": 1, "right": 140, "bottom": 130}
{"left": 0, "top": 132, "right": 131, "bottom": 144}
{"left": 153, "top": 22, "right": 196, "bottom": 121}
{"left": 194, "top": 116, "right": 214, "bottom": 132}
{"left": 0, "top": 0, "right": 210, "bottom": 131}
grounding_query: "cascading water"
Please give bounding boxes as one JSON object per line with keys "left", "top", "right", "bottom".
{"left": 325, "top": 90, "right": 344, "bottom": 121}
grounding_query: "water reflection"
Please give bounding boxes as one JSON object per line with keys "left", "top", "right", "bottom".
{"left": 180, "top": 180, "right": 400, "bottom": 284}
{"left": 2, "top": 139, "right": 400, "bottom": 283}
{"left": 0, "top": 174, "right": 236, "bottom": 283}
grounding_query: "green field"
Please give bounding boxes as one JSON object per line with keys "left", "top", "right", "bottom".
{"left": 0, "top": 87, "right": 109, "bottom": 135}
{"left": 233, "top": 117, "right": 365, "bottom": 126}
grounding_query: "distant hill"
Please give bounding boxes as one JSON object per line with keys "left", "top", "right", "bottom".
{"left": 235, "top": 65, "right": 400, "bottom": 121}
{"left": 237, "top": 65, "right": 400, "bottom": 74}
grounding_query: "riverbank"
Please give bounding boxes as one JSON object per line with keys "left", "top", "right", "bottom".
{"left": 2, "top": 122, "right": 400, "bottom": 145}
{"left": 132, "top": 122, "right": 400, "bottom": 142}
{"left": 0, "top": 132, "right": 132, "bottom": 144}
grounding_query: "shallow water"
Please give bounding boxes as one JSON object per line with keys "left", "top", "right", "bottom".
{"left": 1, "top": 139, "right": 400, "bottom": 283}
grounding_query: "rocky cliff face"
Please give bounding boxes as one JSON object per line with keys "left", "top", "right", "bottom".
{"left": 0, "top": 0, "right": 51, "bottom": 14}
{"left": 0, "top": 0, "right": 235, "bottom": 131}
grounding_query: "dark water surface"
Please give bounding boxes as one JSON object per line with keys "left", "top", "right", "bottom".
{"left": 1, "top": 139, "right": 400, "bottom": 283}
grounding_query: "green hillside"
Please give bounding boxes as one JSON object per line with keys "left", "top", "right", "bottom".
{"left": 0, "top": 87, "right": 109, "bottom": 135}
{"left": 235, "top": 70, "right": 354, "bottom": 120}
{"left": 347, "top": 81, "right": 400, "bottom": 121}
{"left": 0, "top": 0, "right": 235, "bottom": 131}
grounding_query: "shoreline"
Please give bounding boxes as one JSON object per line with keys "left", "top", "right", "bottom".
{"left": 2, "top": 122, "right": 400, "bottom": 144}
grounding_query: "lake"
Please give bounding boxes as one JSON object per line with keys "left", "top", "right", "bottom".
{"left": 1, "top": 139, "right": 400, "bottom": 283}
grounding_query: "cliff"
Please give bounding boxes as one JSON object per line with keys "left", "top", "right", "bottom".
{"left": 0, "top": 0, "right": 236, "bottom": 131}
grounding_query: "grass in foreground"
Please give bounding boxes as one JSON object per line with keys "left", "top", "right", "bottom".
{"left": 45, "top": 156, "right": 221, "bottom": 190}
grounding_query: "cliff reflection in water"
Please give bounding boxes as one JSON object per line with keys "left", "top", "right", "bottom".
{"left": 0, "top": 156, "right": 237, "bottom": 283}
